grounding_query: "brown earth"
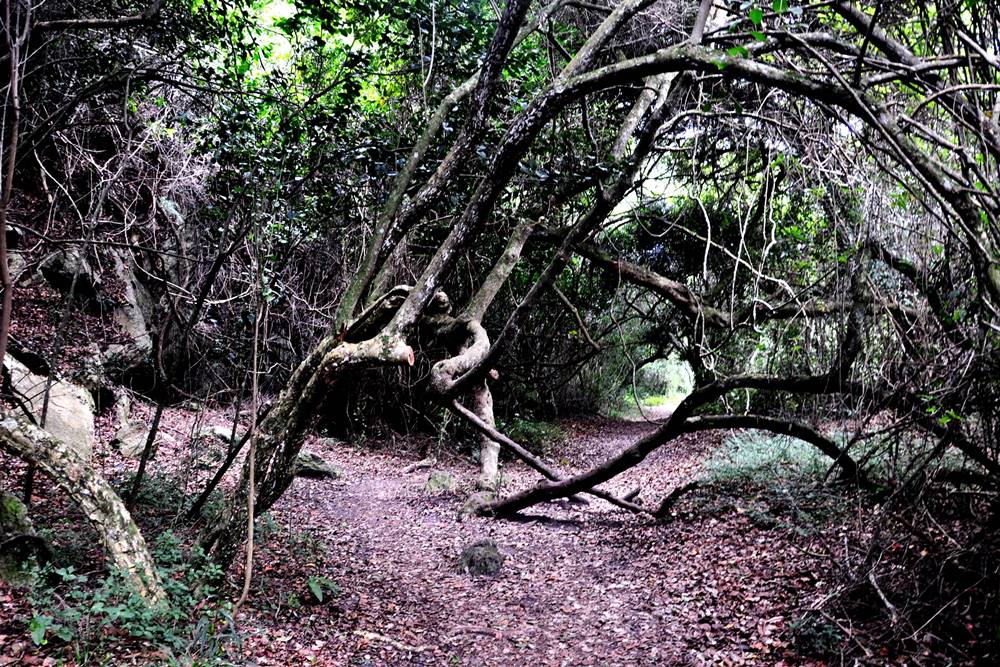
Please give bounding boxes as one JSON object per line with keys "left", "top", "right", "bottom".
{"left": 0, "top": 410, "right": 836, "bottom": 665}
{"left": 237, "top": 417, "right": 826, "bottom": 666}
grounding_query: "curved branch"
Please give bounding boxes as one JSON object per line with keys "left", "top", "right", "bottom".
{"left": 681, "top": 414, "right": 866, "bottom": 483}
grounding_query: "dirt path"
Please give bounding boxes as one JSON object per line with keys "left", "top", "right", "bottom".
{"left": 241, "top": 418, "right": 820, "bottom": 666}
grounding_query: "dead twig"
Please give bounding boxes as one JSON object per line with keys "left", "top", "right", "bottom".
{"left": 403, "top": 457, "right": 437, "bottom": 474}
{"left": 353, "top": 630, "right": 432, "bottom": 653}
{"left": 867, "top": 571, "right": 900, "bottom": 626}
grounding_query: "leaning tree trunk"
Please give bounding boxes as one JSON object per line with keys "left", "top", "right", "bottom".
{"left": 0, "top": 412, "right": 165, "bottom": 603}
{"left": 201, "top": 330, "right": 415, "bottom": 567}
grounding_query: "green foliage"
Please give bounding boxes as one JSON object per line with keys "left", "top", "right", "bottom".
{"left": 254, "top": 513, "right": 280, "bottom": 541}
{"left": 705, "top": 431, "right": 828, "bottom": 483}
{"left": 306, "top": 575, "right": 340, "bottom": 603}
{"left": 121, "top": 471, "right": 190, "bottom": 514}
{"left": 615, "top": 357, "right": 693, "bottom": 416}
{"left": 788, "top": 612, "right": 843, "bottom": 656}
{"left": 501, "top": 417, "right": 565, "bottom": 454}
{"left": 27, "top": 532, "right": 240, "bottom": 665}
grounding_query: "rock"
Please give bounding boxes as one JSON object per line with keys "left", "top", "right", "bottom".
{"left": 3, "top": 355, "right": 95, "bottom": 461}
{"left": 459, "top": 491, "right": 494, "bottom": 516}
{"left": 38, "top": 246, "right": 102, "bottom": 307}
{"left": 294, "top": 451, "right": 341, "bottom": 480}
{"left": 424, "top": 470, "right": 456, "bottom": 493}
{"left": 7, "top": 251, "right": 25, "bottom": 278}
{"left": 35, "top": 247, "right": 152, "bottom": 378}
{"left": 108, "top": 250, "right": 153, "bottom": 360}
{"left": 7, "top": 338, "right": 48, "bottom": 374}
{"left": 0, "top": 492, "right": 32, "bottom": 536}
{"left": 196, "top": 424, "right": 239, "bottom": 444}
{"left": 112, "top": 421, "right": 156, "bottom": 459}
{"left": 89, "top": 251, "right": 154, "bottom": 379}
{"left": 0, "top": 492, "right": 50, "bottom": 584}
{"left": 114, "top": 393, "right": 131, "bottom": 424}
{"left": 110, "top": 396, "right": 174, "bottom": 459}
{"left": 458, "top": 539, "right": 504, "bottom": 577}
{"left": 76, "top": 344, "right": 115, "bottom": 410}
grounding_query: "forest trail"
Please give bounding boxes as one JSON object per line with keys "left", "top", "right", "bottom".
{"left": 242, "top": 418, "right": 820, "bottom": 666}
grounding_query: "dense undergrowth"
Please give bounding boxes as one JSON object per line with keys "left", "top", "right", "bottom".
{"left": 694, "top": 430, "right": 1000, "bottom": 663}
{"left": 26, "top": 534, "right": 238, "bottom": 666}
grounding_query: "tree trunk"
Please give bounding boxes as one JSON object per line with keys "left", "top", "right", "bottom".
{"left": 201, "top": 332, "right": 414, "bottom": 567}
{"left": 0, "top": 411, "right": 165, "bottom": 604}
{"left": 470, "top": 381, "right": 500, "bottom": 489}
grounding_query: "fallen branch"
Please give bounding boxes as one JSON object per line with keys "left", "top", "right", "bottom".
{"left": 653, "top": 481, "right": 701, "bottom": 518}
{"left": 403, "top": 457, "right": 437, "bottom": 474}
{"left": 868, "top": 571, "right": 900, "bottom": 626}
{"left": 449, "top": 399, "right": 649, "bottom": 515}
{"left": 444, "top": 625, "right": 498, "bottom": 642}
{"left": 353, "top": 630, "right": 431, "bottom": 653}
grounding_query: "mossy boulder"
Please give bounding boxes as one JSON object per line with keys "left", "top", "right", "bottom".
{"left": 459, "top": 491, "right": 494, "bottom": 516}
{"left": 424, "top": 470, "right": 456, "bottom": 493}
{"left": 0, "top": 492, "right": 50, "bottom": 584}
{"left": 459, "top": 539, "right": 504, "bottom": 577}
{"left": 294, "top": 451, "right": 341, "bottom": 480}
{"left": 0, "top": 492, "right": 30, "bottom": 535}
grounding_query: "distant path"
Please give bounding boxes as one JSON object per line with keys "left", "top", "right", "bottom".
{"left": 243, "top": 417, "right": 817, "bottom": 666}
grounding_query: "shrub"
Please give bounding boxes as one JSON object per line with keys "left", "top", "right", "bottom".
{"left": 26, "top": 531, "right": 241, "bottom": 665}
{"left": 117, "top": 471, "right": 189, "bottom": 515}
{"left": 789, "top": 612, "right": 844, "bottom": 657}
{"left": 502, "top": 417, "right": 565, "bottom": 454}
{"left": 705, "top": 430, "right": 828, "bottom": 483}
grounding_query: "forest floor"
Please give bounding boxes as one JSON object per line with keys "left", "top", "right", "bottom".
{"left": 233, "top": 414, "right": 836, "bottom": 666}
{"left": 1, "top": 408, "right": 865, "bottom": 666}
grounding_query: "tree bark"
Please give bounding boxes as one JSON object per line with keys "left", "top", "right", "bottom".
{"left": 470, "top": 382, "right": 500, "bottom": 489}
{"left": 201, "top": 331, "right": 415, "bottom": 567}
{"left": 0, "top": 411, "right": 165, "bottom": 603}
